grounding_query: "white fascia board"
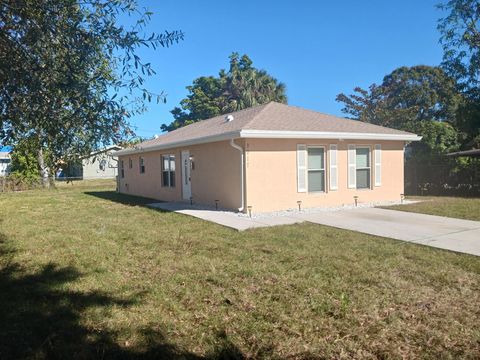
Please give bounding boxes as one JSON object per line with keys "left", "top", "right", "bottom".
{"left": 113, "top": 129, "right": 422, "bottom": 156}
{"left": 113, "top": 131, "right": 241, "bottom": 156}
{"left": 239, "top": 130, "right": 422, "bottom": 142}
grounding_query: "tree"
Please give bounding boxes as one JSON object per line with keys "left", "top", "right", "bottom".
{"left": 119, "top": 135, "right": 151, "bottom": 148}
{"left": 336, "top": 65, "right": 462, "bottom": 154}
{"left": 438, "top": 0, "right": 480, "bottom": 95}
{"left": 0, "top": 0, "right": 183, "bottom": 186}
{"left": 161, "top": 53, "right": 287, "bottom": 132}
{"left": 336, "top": 84, "right": 390, "bottom": 125}
{"left": 9, "top": 136, "right": 43, "bottom": 180}
{"left": 438, "top": 0, "right": 480, "bottom": 147}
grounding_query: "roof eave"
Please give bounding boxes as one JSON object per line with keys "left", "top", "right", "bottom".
{"left": 239, "top": 130, "right": 422, "bottom": 142}
{"left": 113, "top": 131, "right": 242, "bottom": 156}
{"left": 114, "top": 130, "right": 422, "bottom": 157}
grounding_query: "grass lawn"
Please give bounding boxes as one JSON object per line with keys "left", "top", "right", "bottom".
{"left": 384, "top": 196, "right": 480, "bottom": 222}
{"left": 1, "top": 180, "right": 479, "bottom": 359}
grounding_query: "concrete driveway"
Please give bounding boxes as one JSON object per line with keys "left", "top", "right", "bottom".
{"left": 148, "top": 202, "right": 480, "bottom": 256}
{"left": 300, "top": 208, "right": 480, "bottom": 256}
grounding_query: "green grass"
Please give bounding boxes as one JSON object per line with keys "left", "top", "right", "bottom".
{"left": 1, "top": 180, "right": 479, "bottom": 359}
{"left": 384, "top": 196, "right": 480, "bottom": 221}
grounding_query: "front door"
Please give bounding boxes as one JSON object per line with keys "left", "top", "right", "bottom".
{"left": 181, "top": 150, "right": 191, "bottom": 200}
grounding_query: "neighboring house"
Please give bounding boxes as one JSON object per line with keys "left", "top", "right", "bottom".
{"left": 82, "top": 146, "right": 121, "bottom": 180}
{"left": 0, "top": 151, "right": 11, "bottom": 177}
{"left": 115, "top": 102, "right": 421, "bottom": 212}
{"left": 59, "top": 146, "right": 121, "bottom": 180}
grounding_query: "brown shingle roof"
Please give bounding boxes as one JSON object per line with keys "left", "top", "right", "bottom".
{"left": 118, "top": 102, "right": 419, "bottom": 155}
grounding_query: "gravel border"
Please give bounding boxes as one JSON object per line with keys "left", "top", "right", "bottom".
{"left": 237, "top": 199, "right": 422, "bottom": 219}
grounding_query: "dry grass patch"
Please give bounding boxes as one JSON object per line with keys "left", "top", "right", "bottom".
{"left": 0, "top": 181, "right": 479, "bottom": 359}
{"left": 384, "top": 196, "right": 480, "bottom": 221}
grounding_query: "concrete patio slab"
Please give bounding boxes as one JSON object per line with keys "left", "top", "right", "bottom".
{"left": 147, "top": 202, "right": 480, "bottom": 256}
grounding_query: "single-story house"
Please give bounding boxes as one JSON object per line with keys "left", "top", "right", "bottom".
{"left": 114, "top": 102, "right": 421, "bottom": 213}
{"left": 58, "top": 146, "right": 121, "bottom": 180}
{"left": 0, "top": 151, "right": 11, "bottom": 177}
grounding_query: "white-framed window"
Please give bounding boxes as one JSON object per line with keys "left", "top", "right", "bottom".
{"left": 307, "top": 146, "right": 325, "bottom": 192}
{"left": 139, "top": 157, "right": 145, "bottom": 174}
{"left": 355, "top": 147, "right": 371, "bottom": 189}
{"left": 120, "top": 160, "right": 124, "bottom": 178}
{"left": 162, "top": 155, "right": 175, "bottom": 187}
{"left": 129, "top": 158, "right": 133, "bottom": 169}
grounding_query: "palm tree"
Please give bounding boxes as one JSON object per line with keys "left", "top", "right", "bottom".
{"left": 223, "top": 53, "right": 287, "bottom": 112}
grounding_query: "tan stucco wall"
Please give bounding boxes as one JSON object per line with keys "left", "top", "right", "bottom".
{"left": 118, "top": 140, "right": 242, "bottom": 210}
{"left": 119, "top": 138, "right": 405, "bottom": 213}
{"left": 244, "top": 139, "right": 405, "bottom": 212}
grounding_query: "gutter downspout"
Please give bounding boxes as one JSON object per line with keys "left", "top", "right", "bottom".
{"left": 230, "top": 139, "right": 245, "bottom": 212}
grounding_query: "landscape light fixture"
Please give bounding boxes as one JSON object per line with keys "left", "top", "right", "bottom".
{"left": 297, "top": 200, "right": 302, "bottom": 211}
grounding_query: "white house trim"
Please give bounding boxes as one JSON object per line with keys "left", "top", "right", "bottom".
{"left": 239, "top": 130, "right": 422, "bottom": 142}
{"left": 114, "top": 130, "right": 421, "bottom": 156}
{"left": 114, "top": 131, "right": 241, "bottom": 156}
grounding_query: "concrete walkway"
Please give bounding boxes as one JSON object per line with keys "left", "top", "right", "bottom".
{"left": 147, "top": 202, "right": 302, "bottom": 231}
{"left": 147, "top": 202, "right": 480, "bottom": 256}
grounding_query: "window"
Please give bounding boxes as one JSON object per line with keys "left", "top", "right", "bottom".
{"left": 99, "top": 159, "right": 107, "bottom": 171}
{"left": 129, "top": 158, "right": 133, "bottom": 169}
{"left": 162, "top": 155, "right": 175, "bottom": 187}
{"left": 139, "top": 157, "right": 145, "bottom": 174}
{"left": 120, "top": 160, "right": 124, "bottom": 178}
{"left": 356, "top": 147, "right": 370, "bottom": 189}
{"left": 307, "top": 147, "right": 325, "bottom": 192}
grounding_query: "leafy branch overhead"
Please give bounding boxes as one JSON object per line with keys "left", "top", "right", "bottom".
{"left": 161, "top": 53, "right": 287, "bottom": 132}
{"left": 0, "top": 0, "right": 183, "bottom": 186}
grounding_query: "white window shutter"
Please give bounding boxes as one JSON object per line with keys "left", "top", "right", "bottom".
{"left": 297, "top": 144, "right": 307, "bottom": 192}
{"left": 375, "top": 144, "right": 382, "bottom": 186}
{"left": 348, "top": 144, "right": 356, "bottom": 189}
{"left": 329, "top": 144, "right": 338, "bottom": 190}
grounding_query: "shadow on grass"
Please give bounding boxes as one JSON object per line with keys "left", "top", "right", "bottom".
{"left": 85, "top": 191, "right": 161, "bottom": 208}
{"left": 0, "top": 232, "right": 245, "bottom": 359}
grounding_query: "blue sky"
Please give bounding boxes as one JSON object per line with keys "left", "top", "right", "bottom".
{"left": 125, "top": 0, "right": 445, "bottom": 138}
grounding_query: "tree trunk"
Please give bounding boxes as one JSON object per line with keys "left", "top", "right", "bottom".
{"left": 37, "top": 146, "right": 50, "bottom": 188}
